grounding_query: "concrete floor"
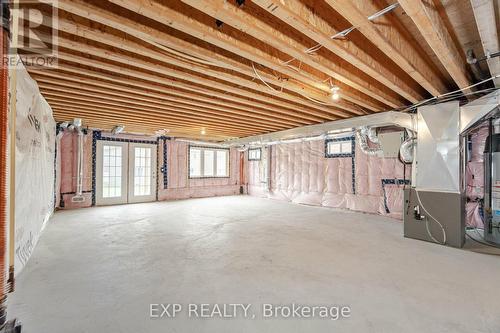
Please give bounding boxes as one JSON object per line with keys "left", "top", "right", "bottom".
{"left": 9, "top": 196, "right": 500, "bottom": 333}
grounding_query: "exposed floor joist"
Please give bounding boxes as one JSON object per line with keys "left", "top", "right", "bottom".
{"left": 18, "top": 0, "right": 486, "bottom": 139}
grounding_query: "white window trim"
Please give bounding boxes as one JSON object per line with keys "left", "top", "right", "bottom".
{"left": 189, "top": 146, "right": 230, "bottom": 179}
{"left": 326, "top": 139, "right": 354, "bottom": 157}
{"left": 248, "top": 148, "right": 262, "bottom": 161}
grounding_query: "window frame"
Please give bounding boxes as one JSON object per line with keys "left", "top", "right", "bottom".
{"left": 188, "top": 145, "right": 230, "bottom": 179}
{"left": 248, "top": 148, "right": 262, "bottom": 161}
{"left": 325, "top": 137, "right": 355, "bottom": 158}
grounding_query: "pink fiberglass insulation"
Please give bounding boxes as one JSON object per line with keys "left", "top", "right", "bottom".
{"left": 465, "top": 126, "right": 488, "bottom": 228}
{"left": 247, "top": 137, "right": 410, "bottom": 219}
{"left": 158, "top": 141, "right": 241, "bottom": 201}
{"left": 58, "top": 131, "right": 93, "bottom": 209}
{"left": 57, "top": 131, "right": 242, "bottom": 209}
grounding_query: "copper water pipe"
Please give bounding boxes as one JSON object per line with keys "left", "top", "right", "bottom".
{"left": 0, "top": 17, "right": 9, "bottom": 327}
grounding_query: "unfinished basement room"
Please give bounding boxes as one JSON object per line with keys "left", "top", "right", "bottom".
{"left": 0, "top": 0, "right": 499, "bottom": 332}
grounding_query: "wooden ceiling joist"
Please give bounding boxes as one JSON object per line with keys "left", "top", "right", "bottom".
{"left": 21, "top": 0, "right": 482, "bottom": 140}
{"left": 177, "top": 0, "right": 405, "bottom": 108}
{"left": 35, "top": 78, "right": 305, "bottom": 128}
{"left": 46, "top": 18, "right": 357, "bottom": 118}
{"left": 41, "top": 89, "right": 287, "bottom": 132}
{"left": 324, "top": 0, "right": 448, "bottom": 96}
{"left": 49, "top": 102, "right": 261, "bottom": 136}
{"left": 30, "top": 65, "right": 326, "bottom": 124}
{"left": 104, "top": 0, "right": 386, "bottom": 112}
{"left": 397, "top": 0, "right": 472, "bottom": 89}
{"left": 470, "top": 0, "right": 499, "bottom": 87}
{"left": 51, "top": 109, "right": 246, "bottom": 139}
{"left": 52, "top": 5, "right": 350, "bottom": 117}
{"left": 252, "top": 0, "right": 423, "bottom": 103}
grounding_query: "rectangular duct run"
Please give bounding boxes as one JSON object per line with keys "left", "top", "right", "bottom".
{"left": 416, "top": 101, "right": 460, "bottom": 193}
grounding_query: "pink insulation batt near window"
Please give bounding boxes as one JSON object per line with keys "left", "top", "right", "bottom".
{"left": 56, "top": 132, "right": 242, "bottom": 209}
{"left": 247, "top": 138, "right": 410, "bottom": 219}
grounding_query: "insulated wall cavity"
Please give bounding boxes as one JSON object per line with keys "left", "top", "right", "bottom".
{"left": 247, "top": 136, "right": 409, "bottom": 219}
{"left": 57, "top": 136, "right": 242, "bottom": 208}
{"left": 158, "top": 141, "right": 241, "bottom": 201}
{"left": 58, "top": 131, "right": 93, "bottom": 209}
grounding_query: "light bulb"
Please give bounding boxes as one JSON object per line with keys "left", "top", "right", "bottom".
{"left": 332, "top": 93, "right": 340, "bottom": 100}
{"left": 201, "top": 128, "right": 207, "bottom": 135}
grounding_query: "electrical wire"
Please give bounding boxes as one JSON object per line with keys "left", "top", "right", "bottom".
{"left": 303, "top": 4, "right": 399, "bottom": 55}
{"left": 414, "top": 189, "right": 447, "bottom": 245}
{"left": 400, "top": 75, "right": 500, "bottom": 113}
{"left": 251, "top": 62, "right": 284, "bottom": 93}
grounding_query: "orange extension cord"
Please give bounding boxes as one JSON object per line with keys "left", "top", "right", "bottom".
{"left": 0, "top": 22, "right": 8, "bottom": 326}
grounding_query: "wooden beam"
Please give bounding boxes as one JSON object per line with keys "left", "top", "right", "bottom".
{"left": 470, "top": 0, "right": 500, "bottom": 87}
{"left": 51, "top": 38, "right": 357, "bottom": 120}
{"left": 46, "top": 98, "right": 269, "bottom": 136}
{"left": 29, "top": 65, "right": 325, "bottom": 124}
{"left": 49, "top": 12, "right": 349, "bottom": 116}
{"left": 252, "top": 0, "right": 423, "bottom": 103}
{"left": 39, "top": 17, "right": 357, "bottom": 118}
{"left": 41, "top": 89, "right": 286, "bottom": 131}
{"left": 104, "top": 0, "right": 386, "bottom": 111}
{"left": 324, "top": 0, "right": 448, "bottom": 96}
{"left": 52, "top": 110, "right": 242, "bottom": 140}
{"left": 397, "top": 0, "right": 472, "bottom": 89}
{"left": 36, "top": 80, "right": 302, "bottom": 128}
{"left": 58, "top": 0, "right": 363, "bottom": 115}
{"left": 49, "top": 103, "right": 261, "bottom": 137}
{"left": 178, "top": 0, "right": 404, "bottom": 107}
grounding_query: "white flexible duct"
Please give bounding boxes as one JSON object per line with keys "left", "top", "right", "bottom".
{"left": 356, "top": 127, "right": 382, "bottom": 156}
{"left": 399, "top": 129, "right": 416, "bottom": 164}
{"left": 367, "top": 127, "right": 379, "bottom": 143}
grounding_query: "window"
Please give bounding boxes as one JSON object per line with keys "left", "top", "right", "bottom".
{"left": 325, "top": 137, "right": 354, "bottom": 158}
{"left": 189, "top": 146, "right": 229, "bottom": 178}
{"left": 134, "top": 147, "right": 152, "bottom": 196}
{"left": 102, "top": 145, "right": 122, "bottom": 198}
{"left": 248, "top": 148, "right": 261, "bottom": 161}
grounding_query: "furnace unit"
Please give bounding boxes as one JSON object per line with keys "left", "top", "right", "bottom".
{"left": 483, "top": 128, "right": 500, "bottom": 245}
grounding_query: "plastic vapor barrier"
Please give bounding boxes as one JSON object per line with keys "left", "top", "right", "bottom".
{"left": 247, "top": 136, "right": 410, "bottom": 219}
{"left": 14, "top": 61, "right": 56, "bottom": 274}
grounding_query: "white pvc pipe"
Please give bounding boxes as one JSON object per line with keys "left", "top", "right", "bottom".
{"left": 75, "top": 129, "right": 84, "bottom": 197}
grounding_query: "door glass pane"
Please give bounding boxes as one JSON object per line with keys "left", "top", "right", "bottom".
{"left": 216, "top": 150, "right": 228, "bottom": 177}
{"left": 190, "top": 148, "right": 201, "bottom": 177}
{"left": 134, "top": 147, "right": 152, "bottom": 196}
{"left": 102, "top": 145, "right": 122, "bottom": 198}
{"left": 204, "top": 150, "right": 214, "bottom": 177}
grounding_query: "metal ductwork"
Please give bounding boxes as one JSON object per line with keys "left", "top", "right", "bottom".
{"left": 356, "top": 127, "right": 382, "bottom": 156}
{"left": 399, "top": 130, "right": 416, "bottom": 164}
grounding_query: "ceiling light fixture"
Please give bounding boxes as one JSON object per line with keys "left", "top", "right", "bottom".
{"left": 201, "top": 128, "right": 207, "bottom": 135}
{"left": 331, "top": 86, "right": 340, "bottom": 101}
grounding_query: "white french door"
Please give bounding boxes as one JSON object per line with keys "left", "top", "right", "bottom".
{"left": 128, "top": 143, "right": 157, "bottom": 203}
{"left": 96, "top": 141, "right": 157, "bottom": 206}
